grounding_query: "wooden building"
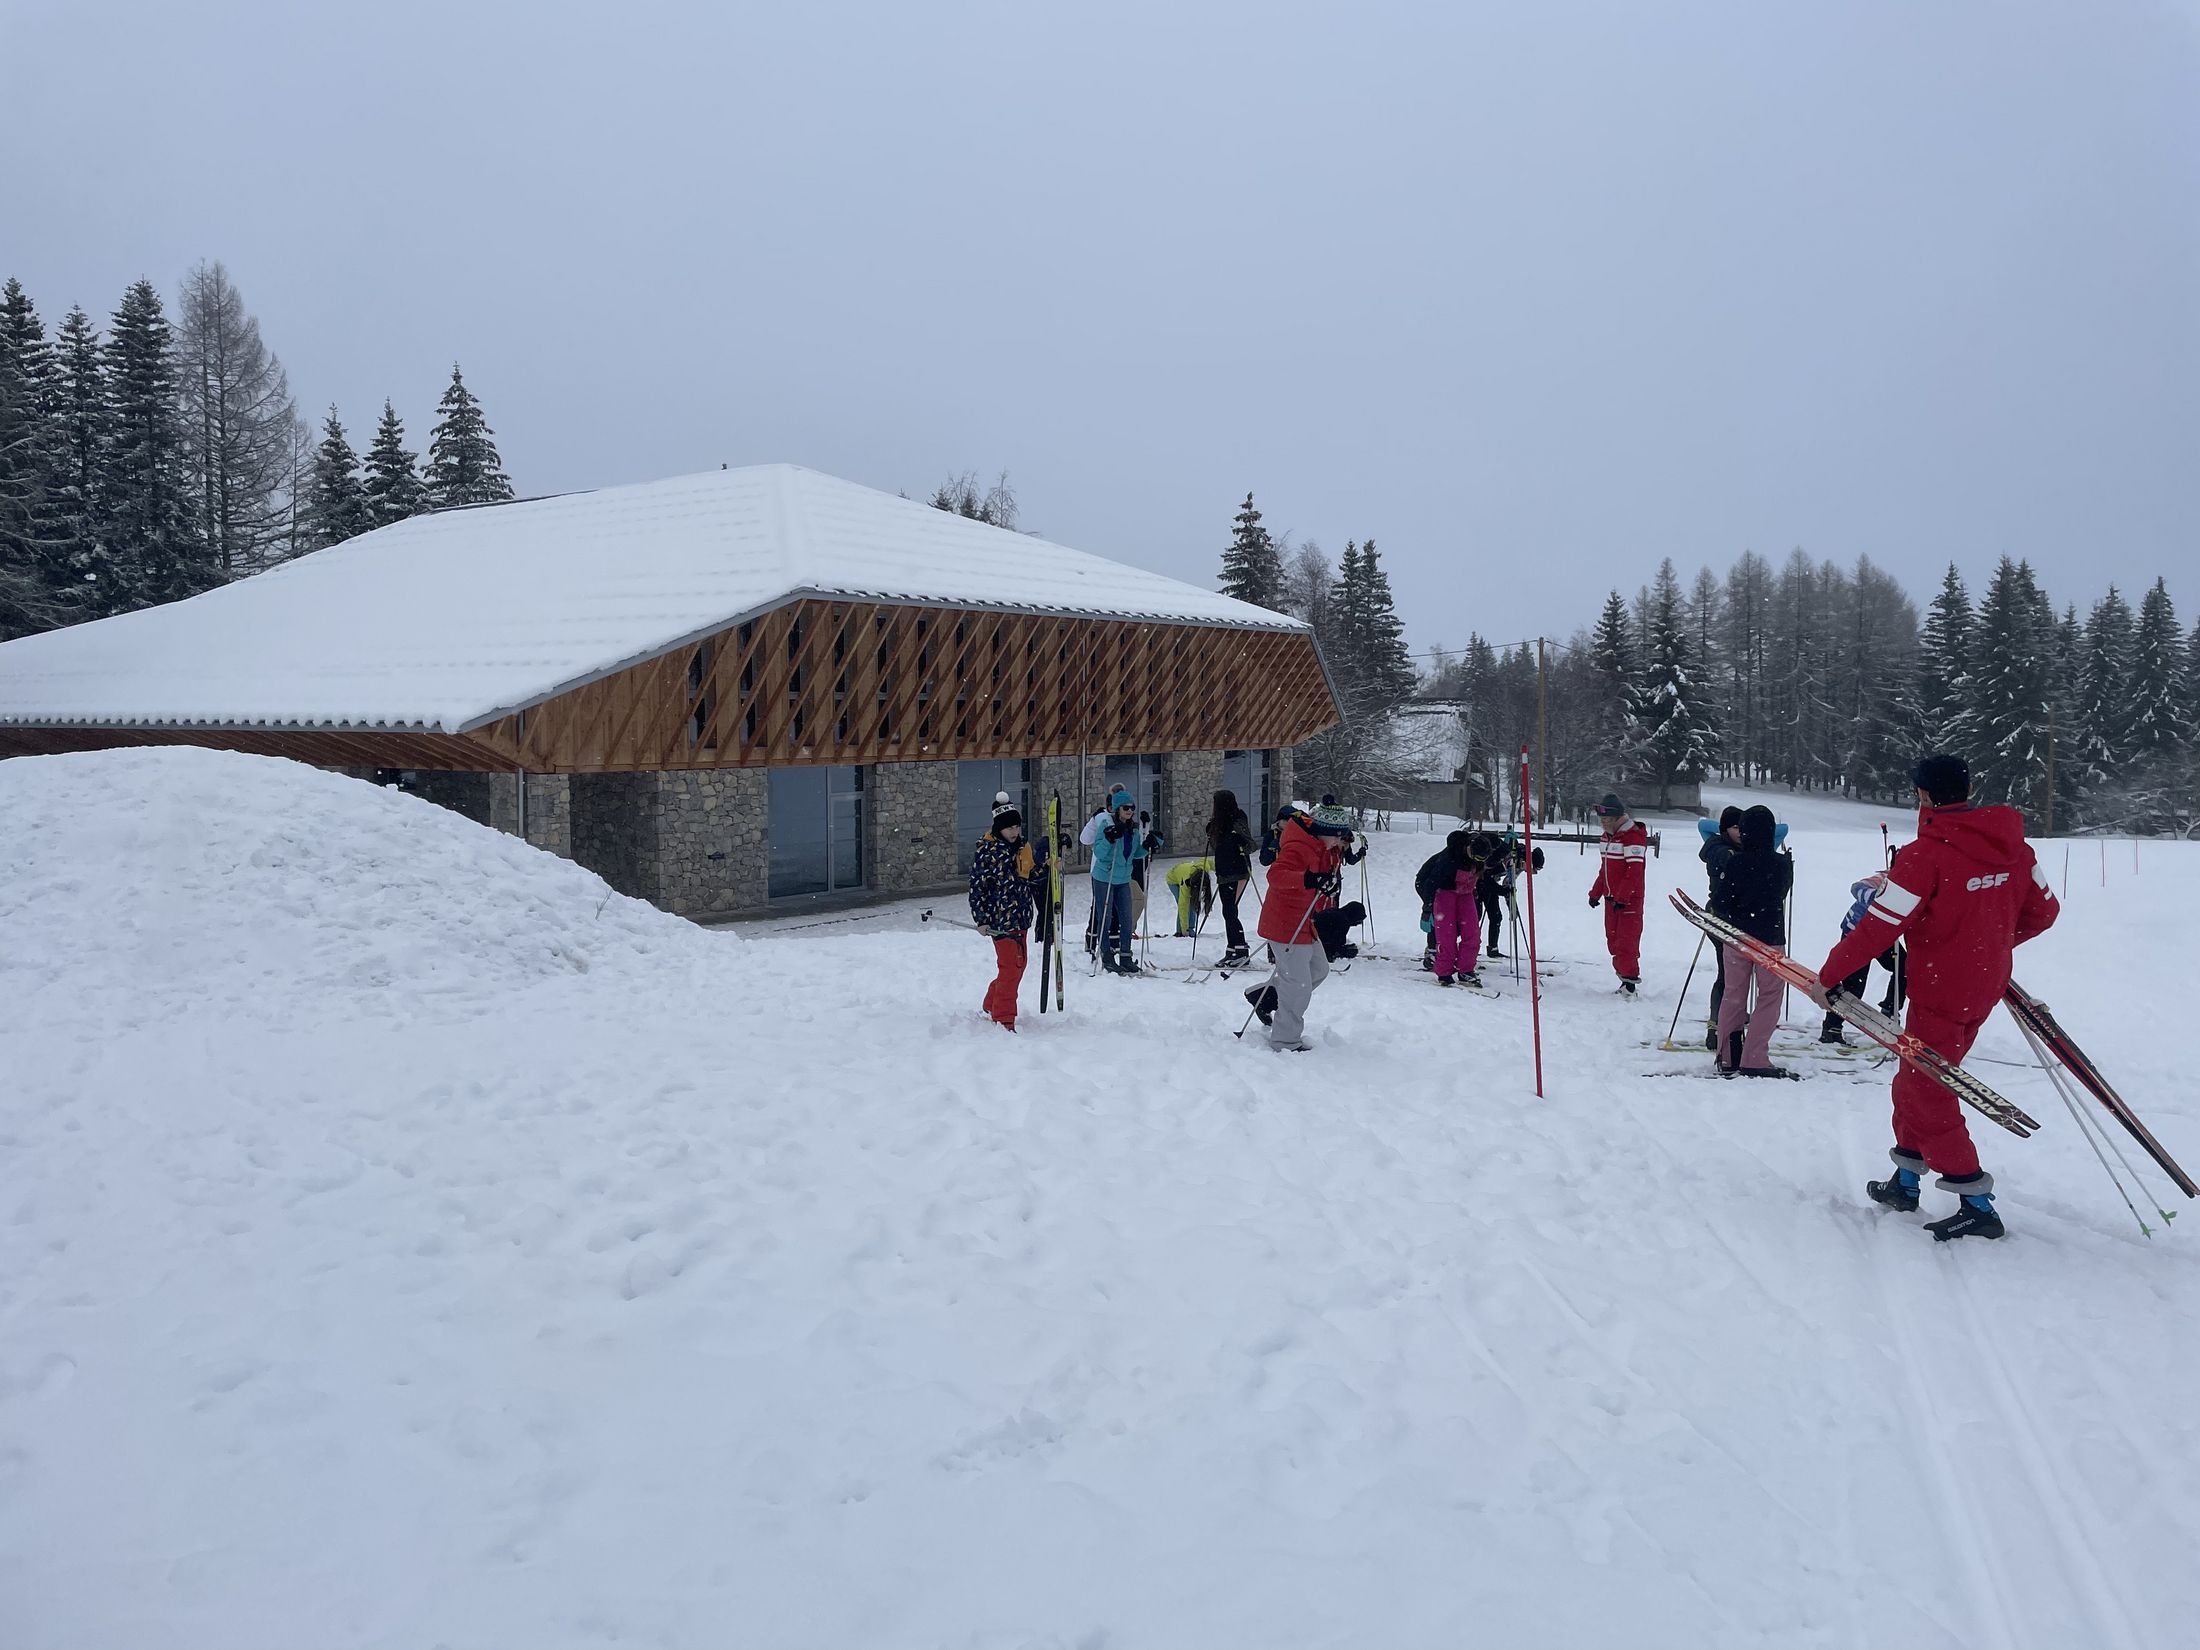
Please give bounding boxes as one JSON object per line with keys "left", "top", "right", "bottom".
{"left": 0, "top": 465, "right": 1339, "bottom": 916}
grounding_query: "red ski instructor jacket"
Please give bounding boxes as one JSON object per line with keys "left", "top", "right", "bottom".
{"left": 1589, "top": 821, "right": 1649, "bottom": 907}
{"left": 1818, "top": 803, "right": 2057, "bottom": 1023}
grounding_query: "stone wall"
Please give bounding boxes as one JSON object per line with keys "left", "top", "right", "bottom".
{"left": 1272, "top": 745, "right": 1296, "bottom": 813}
{"left": 653, "top": 770, "right": 769, "bottom": 917}
{"left": 1166, "top": 749, "right": 1223, "bottom": 858}
{"left": 487, "top": 774, "right": 573, "bottom": 858}
{"left": 569, "top": 773, "right": 661, "bottom": 902}
{"left": 1033, "top": 756, "right": 1096, "bottom": 867}
{"left": 866, "top": 761, "right": 960, "bottom": 894}
{"left": 409, "top": 770, "right": 493, "bottom": 826}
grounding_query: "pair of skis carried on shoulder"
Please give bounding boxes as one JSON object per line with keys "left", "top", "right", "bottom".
{"left": 1666, "top": 891, "right": 2194, "bottom": 1202}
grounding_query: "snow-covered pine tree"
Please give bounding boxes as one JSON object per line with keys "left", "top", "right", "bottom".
{"left": 1350, "top": 539, "right": 1417, "bottom": 709}
{"left": 1587, "top": 589, "right": 1642, "bottom": 776}
{"left": 1686, "top": 565, "right": 1724, "bottom": 774}
{"left": 174, "top": 261, "right": 297, "bottom": 577}
{"left": 1719, "top": 550, "right": 1773, "bottom": 785}
{"left": 1839, "top": 556, "right": 1920, "bottom": 800}
{"left": 305, "top": 408, "right": 372, "bottom": 551}
{"left": 1635, "top": 558, "right": 1719, "bottom": 808}
{"left": 2075, "top": 585, "right": 2135, "bottom": 783}
{"left": 1218, "top": 493, "right": 1284, "bottom": 610}
{"left": 928, "top": 471, "right": 1017, "bottom": 527}
{"left": 49, "top": 305, "right": 114, "bottom": 611}
{"left": 2124, "top": 579, "right": 2191, "bottom": 759}
{"left": 423, "top": 365, "right": 513, "bottom": 509}
{"left": 1915, "top": 564, "right": 1974, "bottom": 753}
{"left": 1963, "top": 558, "right": 2055, "bottom": 817}
{"left": 101, "top": 278, "right": 210, "bottom": 613}
{"left": 2044, "top": 599, "right": 2086, "bottom": 828}
{"left": 362, "top": 401, "right": 428, "bottom": 527}
{"left": 0, "top": 278, "right": 72, "bottom": 638}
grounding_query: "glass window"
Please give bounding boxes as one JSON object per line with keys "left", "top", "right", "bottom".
{"left": 1221, "top": 750, "right": 1273, "bottom": 829}
{"left": 957, "top": 759, "right": 1034, "bottom": 873}
{"left": 1103, "top": 755, "right": 1166, "bottom": 836}
{"left": 769, "top": 764, "right": 866, "bottom": 899}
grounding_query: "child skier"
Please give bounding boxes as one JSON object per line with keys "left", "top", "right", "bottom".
{"left": 1820, "top": 872, "right": 1902, "bottom": 1044}
{"left": 966, "top": 797, "right": 1049, "bottom": 1030}
{"left": 1205, "top": 789, "right": 1257, "bottom": 967}
{"left": 1709, "top": 804, "right": 1793, "bottom": 1076}
{"left": 1081, "top": 787, "right": 1143, "bottom": 974}
{"left": 1166, "top": 856, "right": 1215, "bottom": 937}
{"left": 1415, "top": 831, "right": 1489, "bottom": 989}
{"left": 1808, "top": 754, "right": 2058, "bottom": 1241}
{"left": 1244, "top": 801, "right": 1339, "bottom": 1052}
{"left": 1588, "top": 793, "right": 1649, "bottom": 993}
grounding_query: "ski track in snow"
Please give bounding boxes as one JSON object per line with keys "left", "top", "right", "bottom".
{"left": 0, "top": 753, "right": 2195, "bottom": 1649}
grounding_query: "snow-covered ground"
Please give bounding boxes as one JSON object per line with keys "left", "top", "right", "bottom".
{"left": 3, "top": 751, "right": 2194, "bottom": 1650}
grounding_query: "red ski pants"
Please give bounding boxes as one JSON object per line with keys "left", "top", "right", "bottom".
{"left": 1602, "top": 900, "right": 1643, "bottom": 979}
{"left": 984, "top": 935, "right": 1027, "bottom": 1029}
{"left": 1892, "top": 1002, "right": 1986, "bottom": 1179}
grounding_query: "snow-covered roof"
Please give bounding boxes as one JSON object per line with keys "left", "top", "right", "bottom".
{"left": 0, "top": 464, "right": 1305, "bottom": 735}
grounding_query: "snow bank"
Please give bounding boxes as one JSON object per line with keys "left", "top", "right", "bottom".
{"left": 0, "top": 748, "right": 722, "bottom": 1024}
{"left": 2, "top": 757, "right": 2196, "bottom": 1649}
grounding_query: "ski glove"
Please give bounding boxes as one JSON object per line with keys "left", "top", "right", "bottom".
{"left": 1589, "top": 893, "right": 1601, "bottom": 908}
{"left": 1609, "top": 899, "right": 1627, "bottom": 913}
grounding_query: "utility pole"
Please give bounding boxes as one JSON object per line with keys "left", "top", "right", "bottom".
{"left": 1535, "top": 638, "right": 1551, "bottom": 827}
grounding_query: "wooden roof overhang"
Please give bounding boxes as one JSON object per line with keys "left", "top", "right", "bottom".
{"left": 0, "top": 597, "right": 1340, "bottom": 773}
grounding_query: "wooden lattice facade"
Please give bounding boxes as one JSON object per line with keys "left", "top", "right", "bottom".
{"left": 0, "top": 599, "right": 1337, "bottom": 772}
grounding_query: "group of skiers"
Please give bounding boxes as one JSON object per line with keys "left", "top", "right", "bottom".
{"left": 965, "top": 749, "right": 2060, "bottom": 1239}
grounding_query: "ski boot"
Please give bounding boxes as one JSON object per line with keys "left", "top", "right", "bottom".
{"left": 1619, "top": 977, "right": 1639, "bottom": 997}
{"left": 1460, "top": 970, "right": 1483, "bottom": 992}
{"left": 1244, "top": 983, "right": 1275, "bottom": 1027}
{"left": 1926, "top": 1193, "right": 2004, "bottom": 1242}
{"left": 1436, "top": 973, "right": 1455, "bottom": 988}
{"left": 1486, "top": 938, "right": 1503, "bottom": 959}
{"left": 1219, "top": 946, "right": 1251, "bottom": 971}
{"left": 1704, "top": 1021, "right": 1719, "bottom": 1052}
{"left": 1819, "top": 1022, "right": 1849, "bottom": 1046}
{"left": 1866, "top": 1151, "right": 1925, "bottom": 1212}
{"left": 1738, "top": 1064, "right": 1798, "bottom": 1081}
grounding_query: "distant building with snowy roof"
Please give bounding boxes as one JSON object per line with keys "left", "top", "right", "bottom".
{"left": 0, "top": 464, "right": 1339, "bottom": 916}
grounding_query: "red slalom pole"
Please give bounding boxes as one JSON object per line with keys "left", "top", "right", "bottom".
{"left": 1520, "top": 745, "right": 1545, "bottom": 1099}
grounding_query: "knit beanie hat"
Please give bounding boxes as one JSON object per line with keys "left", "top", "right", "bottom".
{"left": 1913, "top": 753, "right": 1970, "bottom": 805}
{"left": 1597, "top": 793, "right": 1626, "bottom": 817}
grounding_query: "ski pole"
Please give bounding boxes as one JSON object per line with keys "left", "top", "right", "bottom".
{"left": 1665, "top": 930, "right": 1707, "bottom": 1048}
{"left": 2013, "top": 1012, "right": 2160, "bottom": 1237}
{"left": 1234, "top": 884, "right": 1324, "bottom": 1040}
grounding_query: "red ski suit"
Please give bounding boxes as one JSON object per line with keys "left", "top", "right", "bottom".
{"left": 1819, "top": 803, "right": 2058, "bottom": 1180}
{"left": 1258, "top": 819, "right": 1334, "bottom": 946}
{"left": 1589, "top": 819, "right": 1649, "bottom": 979}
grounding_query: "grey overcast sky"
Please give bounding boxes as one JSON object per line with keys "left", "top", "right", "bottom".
{"left": 5, "top": 0, "right": 2197, "bottom": 654}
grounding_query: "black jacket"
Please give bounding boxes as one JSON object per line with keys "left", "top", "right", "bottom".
{"left": 1414, "top": 842, "right": 1483, "bottom": 909}
{"left": 1713, "top": 807, "right": 1791, "bottom": 945}
{"left": 1700, "top": 833, "right": 1738, "bottom": 918}
{"left": 1208, "top": 809, "right": 1255, "bottom": 880}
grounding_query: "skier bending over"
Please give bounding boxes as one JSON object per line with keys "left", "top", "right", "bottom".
{"left": 1807, "top": 753, "right": 2058, "bottom": 1241}
{"left": 1415, "top": 830, "right": 1490, "bottom": 989}
{"left": 1246, "top": 801, "right": 1340, "bottom": 1052}
{"left": 1708, "top": 804, "right": 1793, "bottom": 1077}
{"left": 967, "top": 796, "right": 1049, "bottom": 1031}
{"left": 1477, "top": 829, "right": 1542, "bottom": 961}
{"left": 1588, "top": 793, "right": 1649, "bottom": 994}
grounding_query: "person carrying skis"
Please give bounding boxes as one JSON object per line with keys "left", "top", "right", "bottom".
{"left": 1205, "top": 789, "right": 1257, "bottom": 966}
{"left": 1082, "top": 787, "right": 1143, "bottom": 975}
{"left": 1415, "top": 830, "right": 1489, "bottom": 989}
{"left": 1709, "top": 804, "right": 1794, "bottom": 1076}
{"left": 967, "top": 796, "right": 1049, "bottom": 1030}
{"left": 1588, "top": 793, "right": 1649, "bottom": 994}
{"left": 1246, "top": 801, "right": 1337, "bottom": 1051}
{"left": 1807, "top": 754, "right": 2059, "bottom": 1241}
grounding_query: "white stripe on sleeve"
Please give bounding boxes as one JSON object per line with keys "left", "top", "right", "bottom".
{"left": 1875, "top": 879, "right": 1923, "bottom": 918}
